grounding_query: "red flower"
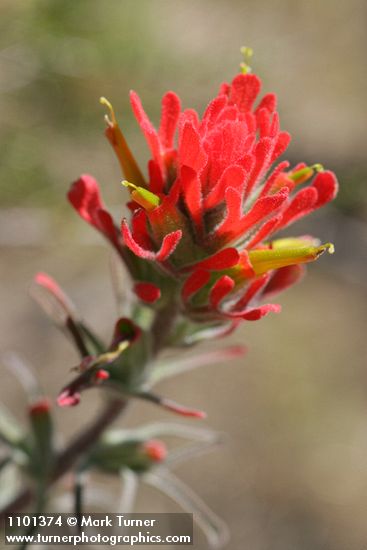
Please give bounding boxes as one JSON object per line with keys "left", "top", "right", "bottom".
{"left": 71, "top": 65, "right": 338, "bottom": 327}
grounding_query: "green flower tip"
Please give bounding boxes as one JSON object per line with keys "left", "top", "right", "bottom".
{"left": 100, "top": 96, "right": 116, "bottom": 126}
{"left": 318, "top": 242, "right": 335, "bottom": 255}
{"left": 240, "top": 46, "right": 254, "bottom": 74}
{"left": 290, "top": 163, "right": 324, "bottom": 183}
{"left": 122, "top": 180, "right": 161, "bottom": 211}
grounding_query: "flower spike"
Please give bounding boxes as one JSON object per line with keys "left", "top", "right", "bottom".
{"left": 120, "top": 65, "right": 338, "bottom": 325}
{"left": 74, "top": 56, "right": 338, "bottom": 335}
{"left": 22, "top": 54, "right": 339, "bottom": 530}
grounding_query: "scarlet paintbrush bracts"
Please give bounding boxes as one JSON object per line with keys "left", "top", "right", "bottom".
{"left": 48, "top": 55, "right": 339, "bottom": 413}
{"left": 8, "top": 54, "right": 339, "bottom": 543}
{"left": 69, "top": 65, "right": 337, "bottom": 327}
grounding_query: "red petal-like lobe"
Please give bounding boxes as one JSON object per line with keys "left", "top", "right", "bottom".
{"left": 158, "top": 91, "right": 181, "bottom": 149}
{"left": 215, "top": 187, "right": 288, "bottom": 245}
{"left": 178, "top": 122, "right": 207, "bottom": 173}
{"left": 181, "top": 269, "right": 210, "bottom": 301}
{"left": 271, "top": 131, "right": 291, "bottom": 162}
{"left": 202, "top": 95, "right": 228, "bottom": 131}
{"left": 204, "top": 165, "right": 246, "bottom": 210}
{"left": 95, "top": 209, "right": 119, "bottom": 245}
{"left": 238, "top": 303, "right": 281, "bottom": 321}
{"left": 246, "top": 137, "right": 274, "bottom": 196}
{"left": 246, "top": 215, "right": 282, "bottom": 249}
{"left": 239, "top": 152, "right": 255, "bottom": 175}
{"left": 68, "top": 175, "right": 118, "bottom": 244}
{"left": 121, "top": 219, "right": 182, "bottom": 261}
{"left": 219, "top": 82, "right": 230, "bottom": 95}
{"left": 230, "top": 74, "right": 261, "bottom": 112}
{"left": 34, "top": 272, "right": 74, "bottom": 313}
{"left": 209, "top": 275, "right": 235, "bottom": 309}
{"left": 148, "top": 159, "right": 165, "bottom": 194}
{"left": 161, "top": 398, "right": 206, "bottom": 419}
{"left": 134, "top": 282, "right": 161, "bottom": 303}
{"left": 214, "top": 187, "right": 243, "bottom": 241}
{"left": 240, "top": 188, "right": 289, "bottom": 234}
{"left": 131, "top": 209, "right": 153, "bottom": 250}
{"left": 216, "top": 105, "right": 239, "bottom": 124}
{"left": 270, "top": 112, "right": 280, "bottom": 137}
{"left": 157, "top": 229, "right": 182, "bottom": 262}
{"left": 179, "top": 108, "right": 200, "bottom": 129}
{"left": 68, "top": 174, "right": 102, "bottom": 224}
{"left": 244, "top": 112, "right": 257, "bottom": 133}
{"left": 203, "top": 120, "right": 248, "bottom": 190}
{"left": 260, "top": 160, "right": 290, "bottom": 197}
{"left": 256, "top": 108, "right": 272, "bottom": 138}
{"left": 130, "top": 90, "right": 162, "bottom": 165}
{"left": 263, "top": 264, "right": 305, "bottom": 297}
{"left": 234, "top": 273, "right": 271, "bottom": 311}
{"left": 180, "top": 166, "right": 203, "bottom": 231}
{"left": 312, "top": 170, "right": 338, "bottom": 208}
{"left": 238, "top": 250, "right": 256, "bottom": 278}
{"left": 187, "top": 248, "right": 240, "bottom": 272}
{"left": 255, "top": 93, "right": 277, "bottom": 115}
{"left": 279, "top": 186, "right": 318, "bottom": 228}
{"left": 149, "top": 230, "right": 182, "bottom": 262}
{"left": 57, "top": 390, "right": 80, "bottom": 407}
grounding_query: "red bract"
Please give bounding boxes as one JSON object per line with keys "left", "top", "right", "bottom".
{"left": 72, "top": 66, "right": 338, "bottom": 327}
{"left": 68, "top": 174, "right": 121, "bottom": 248}
{"left": 133, "top": 282, "right": 161, "bottom": 303}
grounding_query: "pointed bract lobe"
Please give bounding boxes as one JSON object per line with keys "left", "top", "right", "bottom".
{"left": 68, "top": 174, "right": 119, "bottom": 246}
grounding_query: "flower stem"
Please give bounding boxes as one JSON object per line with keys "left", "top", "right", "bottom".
{"left": 0, "top": 397, "right": 127, "bottom": 519}
{"left": 0, "top": 302, "right": 179, "bottom": 519}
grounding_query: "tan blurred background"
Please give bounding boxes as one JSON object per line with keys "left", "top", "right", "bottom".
{"left": 0, "top": 0, "right": 367, "bottom": 549}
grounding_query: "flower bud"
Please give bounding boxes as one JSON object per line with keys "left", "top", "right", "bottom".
{"left": 143, "top": 439, "right": 167, "bottom": 463}
{"left": 29, "top": 398, "right": 51, "bottom": 416}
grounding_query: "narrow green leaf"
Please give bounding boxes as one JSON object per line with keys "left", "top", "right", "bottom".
{"left": 144, "top": 469, "right": 229, "bottom": 549}
{"left": 149, "top": 345, "right": 246, "bottom": 385}
{"left": 0, "top": 403, "right": 24, "bottom": 447}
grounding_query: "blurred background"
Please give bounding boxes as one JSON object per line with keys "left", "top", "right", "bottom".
{"left": 0, "top": 0, "right": 366, "bottom": 549}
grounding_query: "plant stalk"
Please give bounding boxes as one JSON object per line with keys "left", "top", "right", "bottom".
{"left": 0, "top": 302, "right": 178, "bottom": 519}
{"left": 0, "top": 397, "right": 126, "bottom": 520}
